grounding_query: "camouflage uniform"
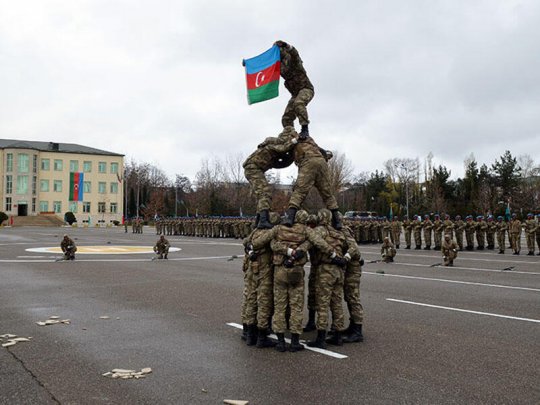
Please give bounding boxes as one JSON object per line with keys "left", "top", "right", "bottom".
{"left": 422, "top": 217, "right": 433, "bottom": 249}
{"left": 441, "top": 236, "right": 458, "bottom": 266}
{"left": 153, "top": 236, "right": 170, "bottom": 259}
{"left": 241, "top": 234, "right": 258, "bottom": 344}
{"left": 509, "top": 217, "right": 522, "bottom": 254}
{"left": 475, "top": 217, "right": 487, "bottom": 250}
{"left": 524, "top": 215, "right": 537, "bottom": 255}
{"left": 403, "top": 217, "right": 412, "bottom": 249}
{"left": 486, "top": 218, "right": 497, "bottom": 249}
{"left": 413, "top": 216, "right": 422, "bottom": 249}
{"left": 390, "top": 218, "right": 402, "bottom": 248}
{"left": 464, "top": 217, "right": 476, "bottom": 250}
{"left": 432, "top": 217, "right": 443, "bottom": 249}
{"left": 496, "top": 218, "right": 508, "bottom": 253}
{"left": 454, "top": 216, "right": 465, "bottom": 250}
{"left": 381, "top": 237, "right": 396, "bottom": 262}
{"left": 60, "top": 236, "right": 77, "bottom": 260}
{"left": 342, "top": 225, "right": 363, "bottom": 326}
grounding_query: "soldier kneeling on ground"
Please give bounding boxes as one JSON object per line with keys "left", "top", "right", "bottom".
{"left": 441, "top": 234, "right": 458, "bottom": 267}
{"left": 154, "top": 235, "right": 170, "bottom": 259}
{"left": 381, "top": 237, "right": 396, "bottom": 263}
{"left": 61, "top": 234, "right": 77, "bottom": 260}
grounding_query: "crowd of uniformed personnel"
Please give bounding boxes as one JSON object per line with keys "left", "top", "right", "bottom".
{"left": 154, "top": 217, "right": 256, "bottom": 239}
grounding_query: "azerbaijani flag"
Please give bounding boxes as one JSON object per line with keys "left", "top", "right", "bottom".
{"left": 243, "top": 45, "right": 281, "bottom": 105}
{"left": 69, "top": 172, "right": 84, "bottom": 201}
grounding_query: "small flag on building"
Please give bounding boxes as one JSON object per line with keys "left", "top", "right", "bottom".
{"left": 69, "top": 172, "right": 84, "bottom": 201}
{"left": 505, "top": 201, "right": 511, "bottom": 221}
{"left": 243, "top": 45, "right": 281, "bottom": 105}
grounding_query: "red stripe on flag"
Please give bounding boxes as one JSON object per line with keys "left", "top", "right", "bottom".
{"left": 72, "top": 172, "right": 80, "bottom": 201}
{"left": 246, "top": 61, "right": 281, "bottom": 90}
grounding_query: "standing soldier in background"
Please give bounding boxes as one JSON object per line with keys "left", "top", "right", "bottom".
{"left": 243, "top": 127, "right": 297, "bottom": 229}
{"left": 441, "top": 234, "right": 458, "bottom": 267}
{"left": 413, "top": 215, "right": 423, "bottom": 249}
{"left": 476, "top": 216, "right": 487, "bottom": 250}
{"left": 390, "top": 216, "right": 402, "bottom": 249}
{"left": 274, "top": 40, "right": 314, "bottom": 139}
{"left": 381, "top": 237, "right": 396, "bottom": 263}
{"left": 486, "top": 216, "right": 497, "bottom": 250}
{"left": 403, "top": 216, "right": 412, "bottom": 249}
{"left": 241, "top": 232, "right": 258, "bottom": 344}
{"left": 536, "top": 214, "right": 540, "bottom": 255}
{"left": 443, "top": 214, "right": 454, "bottom": 239}
{"left": 304, "top": 214, "right": 319, "bottom": 332}
{"left": 432, "top": 214, "right": 443, "bottom": 250}
{"left": 464, "top": 215, "right": 476, "bottom": 250}
{"left": 509, "top": 214, "right": 522, "bottom": 255}
{"left": 496, "top": 216, "right": 508, "bottom": 254}
{"left": 382, "top": 217, "right": 391, "bottom": 240}
{"left": 423, "top": 215, "right": 433, "bottom": 250}
{"left": 454, "top": 215, "right": 465, "bottom": 250}
{"left": 524, "top": 213, "right": 537, "bottom": 256}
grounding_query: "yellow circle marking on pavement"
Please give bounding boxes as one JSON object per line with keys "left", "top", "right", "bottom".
{"left": 26, "top": 246, "right": 181, "bottom": 255}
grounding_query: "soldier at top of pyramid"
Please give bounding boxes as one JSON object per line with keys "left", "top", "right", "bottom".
{"left": 274, "top": 40, "right": 314, "bottom": 139}
{"left": 243, "top": 126, "right": 298, "bottom": 229}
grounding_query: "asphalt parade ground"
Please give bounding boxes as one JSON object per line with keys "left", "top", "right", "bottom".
{"left": 1, "top": 227, "right": 538, "bottom": 404}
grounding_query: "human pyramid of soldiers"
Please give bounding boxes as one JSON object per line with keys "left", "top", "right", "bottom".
{"left": 237, "top": 40, "right": 364, "bottom": 352}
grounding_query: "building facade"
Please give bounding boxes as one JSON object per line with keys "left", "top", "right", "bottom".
{"left": 0, "top": 140, "right": 124, "bottom": 225}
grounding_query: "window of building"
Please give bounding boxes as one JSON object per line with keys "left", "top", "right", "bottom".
{"left": 110, "top": 182, "right": 118, "bottom": 194}
{"left": 110, "top": 202, "right": 118, "bottom": 213}
{"left": 6, "top": 175, "right": 13, "bottom": 194}
{"left": 69, "top": 201, "right": 78, "bottom": 213}
{"left": 5, "top": 197, "right": 12, "bottom": 212}
{"left": 33, "top": 155, "right": 38, "bottom": 174}
{"left": 98, "top": 202, "right": 106, "bottom": 213}
{"left": 53, "top": 180, "right": 62, "bottom": 192}
{"left": 83, "top": 181, "right": 91, "bottom": 193}
{"left": 54, "top": 159, "right": 63, "bottom": 171}
{"left": 82, "top": 202, "right": 91, "bottom": 213}
{"left": 18, "top": 153, "right": 29, "bottom": 173}
{"left": 39, "top": 201, "right": 48, "bottom": 212}
{"left": 6, "top": 153, "right": 13, "bottom": 172}
{"left": 110, "top": 162, "right": 119, "bottom": 174}
{"left": 98, "top": 162, "right": 107, "bottom": 173}
{"left": 69, "top": 160, "right": 79, "bottom": 172}
{"left": 16, "top": 175, "right": 28, "bottom": 194}
{"left": 83, "top": 161, "right": 92, "bottom": 172}
{"left": 32, "top": 198, "right": 36, "bottom": 213}
{"left": 53, "top": 201, "right": 62, "bottom": 213}
{"left": 98, "top": 182, "right": 106, "bottom": 194}
{"left": 41, "top": 158, "right": 50, "bottom": 171}
{"left": 32, "top": 176, "right": 37, "bottom": 195}
{"left": 40, "top": 180, "right": 49, "bottom": 192}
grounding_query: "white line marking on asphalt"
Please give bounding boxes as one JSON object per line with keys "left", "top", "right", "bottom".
{"left": 226, "top": 322, "right": 348, "bottom": 359}
{"left": 383, "top": 261, "right": 540, "bottom": 276}
{"left": 364, "top": 272, "right": 540, "bottom": 292}
{"left": 16, "top": 256, "right": 47, "bottom": 258}
{"left": 0, "top": 255, "right": 234, "bottom": 263}
{"left": 386, "top": 298, "right": 540, "bottom": 323}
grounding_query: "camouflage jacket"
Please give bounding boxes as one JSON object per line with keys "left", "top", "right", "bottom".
{"left": 280, "top": 46, "right": 314, "bottom": 96}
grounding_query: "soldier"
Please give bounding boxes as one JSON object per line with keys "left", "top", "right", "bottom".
{"left": 307, "top": 209, "right": 351, "bottom": 349}
{"left": 403, "top": 216, "right": 412, "bottom": 249}
{"left": 243, "top": 127, "right": 297, "bottom": 229}
{"left": 283, "top": 134, "right": 342, "bottom": 230}
{"left": 246, "top": 212, "right": 282, "bottom": 348}
{"left": 464, "top": 215, "right": 476, "bottom": 250}
{"left": 241, "top": 232, "right": 258, "bottom": 344}
{"left": 475, "top": 216, "right": 487, "bottom": 250}
{"left": 381, "top": 237, "right": 396, "bottom": 263}
{"left": 524, "top": 213, "right": 537, "bottom": 256}
{"left": 496, "top": 216, "right": 508, "bottom": 254}
{"left": 486, "top": 216, "right": 497, "bottom": 250}
{"left": 454, "top": 215, "right": 465, "bottom": 250}
{"left": 274, "top": 40, "right": 314, "bottom": 138}
{"left": 390, "top": 216, "right": 402, "bottom": 248}
{"left": 304, "top": 214, "right": 319, "bottom": 332}
{"left": 413, "top": 215, "right": 423, "bottom": 249}
{"left": 443, "top": 214, "right": 454, "bottom": 239}
{"left": 153, "top": 235, "right": 170, "bottom": 259}
{"left": 382, "top": 217, "right": 391, "bottom": 239}
{"left": 60, "top": 234, "right": 77, "bottom": 260}
{"left": 509, "top": 214, "right": 522, "bottom": 255}
{"left": 423, "top": 215, "right": 433, "bottom": 250}
{"left": 536, "top": 214, "right": 540, "bottom": 255}
{"left": 441, "top": 234, "right": 458, "bottom": 267}
{"left": 432, "top": 214, "right": 443, "bottom": 250}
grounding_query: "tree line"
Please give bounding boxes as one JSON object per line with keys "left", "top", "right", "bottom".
{"left": 123, "top": 150, "right": 540, "bottom": 219}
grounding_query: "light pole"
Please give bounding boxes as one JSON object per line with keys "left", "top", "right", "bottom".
{"left": 175, "top": 186, "right": 178, "bottom": 218}
{"left": 399, "top": 164, "right": 410, "bottom": 218}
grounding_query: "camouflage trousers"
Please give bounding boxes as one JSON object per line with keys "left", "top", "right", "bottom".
{"left": 254, "top": 261, "right": 274, "bottom": 329}
{"left": 444, "top": 229, "right": 454, "bottom": 239}
{"left": 465, "top": 231, "right": 475, "bottom": 248}
{"left": 306, "top": 265, "right": 318, "bottom": 311}
{"left": 404, "top": 230, "right": 412, "bottom": 247}
{"left": 511, "top": 233, "right": 521, "bottom": 253}
{"left": 315, "top": 264, "right": 345, "bottom": 332}
{"left": 243, "top": 164, "right": 272, "bottom": 212}
{"left": 486, "top": 232, "right": 495, "bottom": 248}
{"left": 497, "top": 232, "right": 506, "bottom": 252}
{"left": 413, "top": 231, "right": 422, "bottom": 247}
{"left": 455, "top": 230, "right": 464, "bottom": 250}
{"left": 344, "top": 260, "right": 363, "bottom": 324}
{"left": 434, "top": 231, "right": 442, "bottom": 248}
{"left": 272, "top": 265, "right": 305, "bottom": 334}
{"left": 536, "top": 233, "right": 540, "bottom": 252}
{"left": 242, "top": 259, "right": 258, "bottom": 325}
{"left": 526, "top": 233, "right": 536, "bottom": 252}
{"left": 282, "top": 88, "right": 314, "bottom": 127}
{"left": 289, "top": 157, "right": 339, "bottom": 211}
{"left": 476, "top": 231, "right": 485, "bottom": 248}
{"left": 443, "top": 250, "right": 457, "bottom": 266}
{"left": 423, "top": 230, "right": 432, "bottom": 247}
{"left": 391, "top": 231, "right": 401, "bottom": 247}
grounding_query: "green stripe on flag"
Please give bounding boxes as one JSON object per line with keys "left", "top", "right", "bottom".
{"left": 69, "top": 172, "right": 75, "bottom": 201}
{"left": 248, "top": 81, "right": 279, "bottom": 105}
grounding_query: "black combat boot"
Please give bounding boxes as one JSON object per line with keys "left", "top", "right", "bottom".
{"left": 331, "top": 209, "right": 343, "bottom": 230}
{"left": 326, "top": 331, "right": 343, "bottom": 346}
{"left": 303, "top": 310, "right": 316, "bottom": 332}
{"left": 406, "top": 245, "right": 411, "bottom": 249}
{"left": 256, "top": 328, "right": 276, "bottom": 348}
{"left": 415, "top": 245, "right": 421, "bottom": 250}
{"left": 424, "top": 246, "right": 431, "bottom": 250}
{"left": 498, "top": 250, "right": 504, "bottom": 254}
{"left": 241, "top": 323, "right": 248, "bottom": 341}
{"left": 254, "top": 213, "right": 260, "bottom": 228}
{"left": 299, "top": 125, "right": 309, "bottom": 139}
{"left": 164, "top": 253, "right": 168, "bottom": 259}
{"left": 246, "top": 324, "right": 258, "bottom": 346}
{"left": 307, "top": 330, "right": 327, "bottom": 349}
{"left": 527, "top": 251, "right": 534, "bottom": 256}
{"left": 343, "top": 323, "right": 364, "bottom": 343}
{"left": 282, "top": 207, "right": 297, "bottom": 227}
{"left": 275, "top": 333, "right": 286, "bottom": 352}
{"left": 289, "top": 333, "right": 304, "bottom": 352}
{"left": 257, "top": 210, "right": 273, "bottom": 229}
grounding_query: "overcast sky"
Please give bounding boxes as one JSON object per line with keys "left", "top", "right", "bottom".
{"left": 1, "top": 0, "right": 539, "bottom": 182}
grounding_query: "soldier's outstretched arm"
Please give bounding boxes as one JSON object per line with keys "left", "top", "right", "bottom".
{"left": 306, "top": 228, "right": 334, "bottom": 257}
{"left": 343, "top": 228, "right": 361, "bottom": 260}
{"left": 251, "top": 227, "right": 278, "bottom": 250}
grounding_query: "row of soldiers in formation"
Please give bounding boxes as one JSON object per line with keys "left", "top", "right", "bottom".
{"left": 154, "top": 217, "right": 255, "bottom": 239}
{"left": 241, "top": 209, "right": 363, "bottom": 352}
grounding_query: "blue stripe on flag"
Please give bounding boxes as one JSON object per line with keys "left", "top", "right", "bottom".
{"left": 244, "top": 45, "right": 280, "bottom": 74}
{"left": 78, "top": 173, "right": 84, "bottom": 201}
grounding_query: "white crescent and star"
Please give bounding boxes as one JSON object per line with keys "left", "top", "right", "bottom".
{"left": 255, "top": 71, "right": 266, "bottom": 87}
